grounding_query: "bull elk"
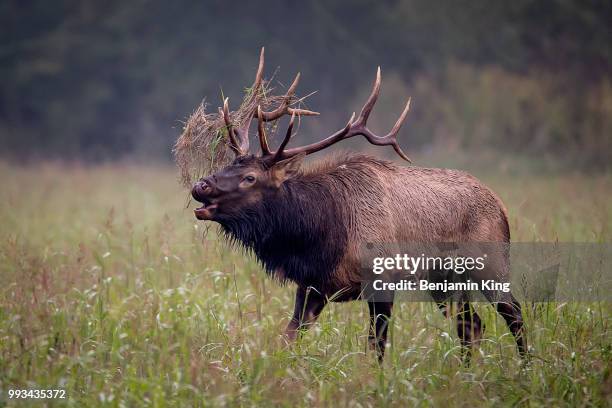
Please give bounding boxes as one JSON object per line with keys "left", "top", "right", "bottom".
{"left": 189, "top": 48, "right": 526, "bottom": 362}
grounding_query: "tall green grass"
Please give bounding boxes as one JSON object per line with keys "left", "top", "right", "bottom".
{"left": 0, "top": 162, "right": 610, "bottom": 406}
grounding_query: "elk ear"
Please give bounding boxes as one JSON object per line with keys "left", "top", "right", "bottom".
{"left": 270, "top": 153, "right": 305, "bottom": 187}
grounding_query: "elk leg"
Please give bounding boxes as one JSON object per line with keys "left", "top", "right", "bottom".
{"left": 428, "top": 267, "right": 455, "bottom": 319}
{"left": 456, "top": 301, "right": 484, "bottom": 362}
{"left": 430, "top": 280, "right": 483, "bottom": 360}
{"left": 368, "top": 301, "right": 393, "bottom": 363}
{"left": 436, "top": 301, "right": 449, "bottom": 317}
{"left": 284, "top": 285, "right": 327, "bottom": 342}
{"left": 457, "top": 302, "right": 484, "bottom": 347}
{"left": 494, "top": 296, "right": 526, "bottom": 356}
{"left": 434, "top": 300, "right": 484, "bottom": 360}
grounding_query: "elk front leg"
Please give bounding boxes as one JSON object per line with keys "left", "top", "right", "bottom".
{"left": 368, "top": 301, "right": 393, "bottom": 362}
{"left": 284, "top": 286, "right": 327, "bottom": 342}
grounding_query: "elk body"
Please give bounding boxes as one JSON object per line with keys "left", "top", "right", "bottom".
{"left": 188, "top": 49, "right": 525, "bottom": 361}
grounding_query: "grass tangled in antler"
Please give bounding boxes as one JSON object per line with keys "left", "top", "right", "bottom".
{"left": 174, "top": 101, "right": 232, "bottom": 188}
{"left": 174, "top": 80, "right": 300, "bottom": 188}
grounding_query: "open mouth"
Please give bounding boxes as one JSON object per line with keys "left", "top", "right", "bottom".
{"left": 194, "top": 197, "right": 218, "bottom": 220}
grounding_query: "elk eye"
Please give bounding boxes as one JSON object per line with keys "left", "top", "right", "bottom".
{"left": 244, "top": 175, "right": 255, "bottom": 183}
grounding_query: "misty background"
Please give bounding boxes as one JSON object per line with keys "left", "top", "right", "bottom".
{"left": 1, "top": 0, "right": 611, "bottom": 170}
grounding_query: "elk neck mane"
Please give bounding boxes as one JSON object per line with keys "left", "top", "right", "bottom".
{"left": 217, "top": 153, "right": 396, "bottom": 289}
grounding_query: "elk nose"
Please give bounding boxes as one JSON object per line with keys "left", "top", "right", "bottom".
{"left": 192, "top": 179, "right": 212, "bottom": 200}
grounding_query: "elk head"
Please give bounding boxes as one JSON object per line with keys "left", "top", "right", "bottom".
{"left": 191, "top": 48, "right": 412, "bottom": 221}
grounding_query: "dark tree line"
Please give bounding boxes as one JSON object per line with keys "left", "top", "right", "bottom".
{"left": 1, "top": 0, "right": 610, "bottom": 167}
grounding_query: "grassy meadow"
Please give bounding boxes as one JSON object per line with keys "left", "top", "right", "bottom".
{"left": 0, "top": 160, "right": 610, "bottom": 407}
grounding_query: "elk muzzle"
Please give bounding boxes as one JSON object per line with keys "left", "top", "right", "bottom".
{"left": 192, "top": 178, "right": 218, "bottom": 220}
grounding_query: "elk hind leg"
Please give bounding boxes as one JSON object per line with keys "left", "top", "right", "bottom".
{"left": 494, "top": 295, "right": 527, "bottom": 356}
{"left": 456, "top": 301, "right": 484, "bottom": 361}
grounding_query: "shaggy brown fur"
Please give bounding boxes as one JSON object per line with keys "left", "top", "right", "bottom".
{"left": 191, "top": 152, "right": 526, "bottom": 361}
{"left": 299, "top": 154, "right": 511, "bottom": 291}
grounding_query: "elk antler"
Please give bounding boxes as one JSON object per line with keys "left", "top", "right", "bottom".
{"left": 220, "top": 47, "right": 319, "bottom": 157}
{"left": 255, "top": 72, "right": 319, "bottom": 122}
{"left": 257, "top": 105, "right": 272, "bottom": 156}
{"left": 272, "top": 111, "right": 296, "bottom": 163}
{"left": 262, "top": 67, "right": 411, "bottom": 164}
{"left": 220, "top": 48, "right": 265, "bottom": 156}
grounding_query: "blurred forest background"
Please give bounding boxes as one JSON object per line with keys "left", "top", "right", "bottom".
{"left": 1, "top": 0, "right": 611, "bottom": 170}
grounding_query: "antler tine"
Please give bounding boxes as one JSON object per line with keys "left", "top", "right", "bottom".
{"left": 252, "top": 47, "right": 265, "bottom": 91}
{"left": 287, "top": 72, "right": 300, "bottom": 96}
{"left": 230, "top": 47, "right": 267, "bottom": 154}
{"left": 270, "top": 68, "right": 412, "bottom": 163}
{"left": 257, "top": 105, "right": 271, "bottom": 155}
{"left": 355, "top": 66, "right": 381, "bottom": 126}
{"left": 272, "top": 111, "right": 296, "bottom": 161}
{"left": 234, "top": 125, "right": 251, "bottom": 154}
{"left": 388, "top": 98, "right": 411, "bottom": 161}
{"left": 220, "top": 98, "right": 243, "bottom": 156}
{"left": 257, "top": 72, "right": 320, "bottom": 122}
{"left": 350, "top": 97, "right": 411, "bottom": 162}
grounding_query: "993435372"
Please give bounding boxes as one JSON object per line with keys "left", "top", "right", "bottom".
{"left": 7, "top": 389, "right": 66, "bottom": 399}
